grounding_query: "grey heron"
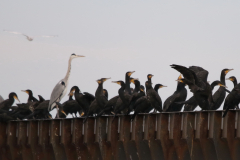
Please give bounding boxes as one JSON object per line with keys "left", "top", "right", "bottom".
{"left": 48, "top": 54, "right": 85, "bottom": 112}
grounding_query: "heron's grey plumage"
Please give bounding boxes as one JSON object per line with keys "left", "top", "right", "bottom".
{"left": 48, "top": 54, "right": 85, "bottom": 111}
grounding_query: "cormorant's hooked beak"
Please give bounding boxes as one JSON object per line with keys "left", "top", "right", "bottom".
{"left": 112, "top": 81, "right": 121, "bottom": 85}
{"left": 61, "top": 110, "right": 67, "bottom": 116}
{"left": 68, "top": 92, "right": 74, "bottom": 96}
{"left": 140, "top": 88, "right": 145, "bottom": 93}
{"left": 176, "top": 79, "right": 184, "bottom": 83}
{"left": 80, "top": 112, "right": 85, "bottom": 117}
{"left": 225, "top": 69, "right": 233, "bottom": 74}
{"left": 128, "top": 71, "right": 135, "bottom": 76}
{"left": 160, "top": 85, "right": 167, "bottom": 88}
{"left": 226, "top": 78, "right": 233, "bottom": 82}
{"left": 21, "top": 90, "right": 29, "bottom": 94}
{"left": 148, "top": 74, "right": 154, "bottom": 79}
{"left": 14, "top": 95, "right": 20, "bottom": 102}
{"left": 103, "top": 77, "right": 111, "bottom": 82}
{"left": 218, "top": 83, "right": 227, "bottom": 88}
{"left": 178, "top": 74, "right": 182, "bottom": 80}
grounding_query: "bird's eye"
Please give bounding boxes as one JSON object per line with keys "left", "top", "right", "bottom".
{"left": 61, "top": 81, "right": 65, "bottom": 86}
{"left": 71, "top": 53, "right": 76, "bottom": 56}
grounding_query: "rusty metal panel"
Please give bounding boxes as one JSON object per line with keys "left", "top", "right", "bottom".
{"left": 182, "top": 112, "right": 204, "bottom": 160}
{"left": 170, "top": 113, "right": 191, "bottom": 160}
{"left": 61, "top": 119, "right": 78, "bottom": 160}
{"left": 107, "top": 116, "right": 118, "bottom": 160}
{"left": 144, "top": 114, "right": 164, "bottom": 160}
{"left": 195, "top": 112, "right": 218, "bottom": 160}
{"left": 50, "top": 119, "right": 67, "bottom": 160}
{"left": 27, "top": 121, "right": 44, "bottom": 160}
{"left": 38, "top": 120, "right": 55, "bottom": 160}
{"left": 156, "top": 113, "right": 178, "bottom": 160}
{"left": 210, "top": 111, "right": 231, "bottom": 160}
{"left": 72, "top": 118, "right": 91, "bottom": 160}
{"left": 0, "top": 122, "right": 11, "bottom": 160}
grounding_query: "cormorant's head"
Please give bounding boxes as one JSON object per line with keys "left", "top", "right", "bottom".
{"left": 147, "top": 74, "right": 154, "bottom": 79}
{"left": 129, "top": 78, "right": 138, "bottom": 84}
{"left": 140, "top": 85, "right": 145, "bottom": 92}
{"left": 211, "top": 80, "right": 227, "bottom": 88}
{"left": 112, "top": 80, "right": 125, "bottom": 86}
{"left": 155, "top": 84, "right": 167, "bottom": 89}
{"left": 9, "top": 92, "right": 20, "bottom": 102}
{"left": 223, "top": 69, "right": 233, "bottom": 75}
{"left": 126, "top": 71, "right": 135, "bottom": 76}
{"left": 21, "top": 89, "right": 32, "bottom": 95}
{"left": 226, "top": 76, "right": 236, "bottom": 82}
{"left": 68, "top": 86, "right": 80, "bottom": 96}
{"left": 70, "top": 53, "right": 85, "bottom": 59}
{"left": 97, "top": 78, "right": 111, "bottom": 84}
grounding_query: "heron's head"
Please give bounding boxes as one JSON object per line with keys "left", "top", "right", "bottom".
{"left": 126, "top": 71, "right": 135, "bottom": 77}
{"left": 97, "top": 78, "right": 111, "bottom": 84}
{"left": 112, "top": 80, "right": 125, "bottom": 86}
{"left": 70, "top": 53, "right": 85, "bottom": 59}
{"left": 226, "top": 76, "right": 236, "bottom": 82}
{"left": 9, "top": 92, "right": 20, "bottom": 102}
{"left": 223, "top": 69, "right": 233, "bottom": 75}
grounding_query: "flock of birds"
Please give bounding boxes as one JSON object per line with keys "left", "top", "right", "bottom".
{"left": 0, "top": 54, "right": 239, "bottom": 122}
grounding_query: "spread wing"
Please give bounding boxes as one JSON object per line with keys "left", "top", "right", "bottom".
{"left": 48, "top": 79, "right": 66, "bottom": 111}
{"left": 189, "top": 66, "right": 209, "bottom": 82}
{"left": 171, "top": 64, "right": 198, "bottom": 84}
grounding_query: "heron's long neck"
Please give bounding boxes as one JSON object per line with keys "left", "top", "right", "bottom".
{"left": 64, "top": 58, "right": 72, "bottom": 83}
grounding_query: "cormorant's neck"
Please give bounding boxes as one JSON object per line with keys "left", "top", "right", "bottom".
{"left": 133, "top": 82, "right": 140, "bottom": 93}
{"left": 64, "top": 57, "right": 72, "bottom": 83}
{"left": 176, "top": 82, "right": 185, "bottom": 91}
{"left": 220, "top": 71, "right": 226, "bottom": 85}
{"left": 69, "top": 96, "right": 73, "bottom": 101}
{"left": 125, "top": 75, "right": 131, "bottom": 94}
{"left": 210, "top": 83, "right": 217, "bottom": 90}
{"left": 154, "top": 86, "right": 159, "bottom": 93}
{"left": 118, "top": 84, "right": 127, "bottom": 102}
{"left": 9, "top": 96, "right": 15, "bottom": 105}
{"left": 95, "top": 83, "right": 103, "bottom": 97}
{"left": 233, "top": 79, "right": 238, "bottom": 86}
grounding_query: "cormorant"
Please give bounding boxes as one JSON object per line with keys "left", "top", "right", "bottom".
{"left": 21, "top": 90, "right": 38, "bottom": 102}
{"left": 163, "top": 75, "right": 187, "bottom": 112}
{"left": 0, "top": 92, "right": 20, "bottom": 111}
{"left": 171, "top": 65, "right": 213, "bottom": 110}
{"left": 211, "top": 69, "right": 233, "bottom": 110}
{"left": 69, "top": 86, "right": 95, "bottom": 116}
{"left": 226, "top": 76, "right": 238, "bottom": 87}
{"left": 125, "top": 71, "right": 135, "bottom": 95}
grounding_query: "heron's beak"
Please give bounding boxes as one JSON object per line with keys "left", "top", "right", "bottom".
{"left": 80, "top": 112, "right": 85, "bottom": 117}
{"left": 61, "top": 110, "right": 67, "bottom": 116}
{"left": 160, "top": 85, "right": 167, "bottom": 88}
{"left": 77, "top": 55, "right": 85, "bottom": 57}
{"left": 219, "top": 83, "right": 227, "bottom": 88}
{"left": 21, "top": 90, "right": 29, "bottom": 94}
{"left": 14, "top": 95, "right": 20, "bottom": 102}
{"left": 128, "top": 71, "right": 135, "bottom": 76}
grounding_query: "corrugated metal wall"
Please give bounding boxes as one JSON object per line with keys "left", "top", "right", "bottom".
{"left": 0, "top": 110, "right": 239, "bottom": 160}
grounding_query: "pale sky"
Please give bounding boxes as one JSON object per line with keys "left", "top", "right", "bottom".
{"left": 0, "top": 1, "right": 240, "bottom": 117}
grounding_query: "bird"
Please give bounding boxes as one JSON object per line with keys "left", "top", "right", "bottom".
{"left": 0, "top": 95, "right": 4, "bottom": 103}
{"left": 163, "top": 74, "right": 187, "bottom": 112}
{"left": 211, "top": 69, "right": 233, "bottom": 110}
{"left": 3, "top": 30, "right": 58, "bottom": 41}
{"left": 68, "top": 86, "right": 95, "bottom": 116}
{"left": 125, "top": 71, "right": 135, "bottom": 95}
{"left": 21, "top": 89, "right": 38, "bottom": 102}
{"left": 226, "top": 76, "right": 238, "bottom": 87}
{"left": 0, "top": 92, "right": 20, "bottom": 111}
{"left": 171, "top": 65, "right": 213, "bottom": 110}
{"left": 48, "top": 54, "right": 85, "bottom": 115}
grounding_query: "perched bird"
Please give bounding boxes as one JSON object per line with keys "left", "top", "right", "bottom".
{"left": 48, "top": 54, "right": 85, "bottom": 114}
{"left": 163, "top": 75, "right": 187, "bottom": 112}
{"left": 84, "top": 78, "right": 110, "bottom": 122}
{"left": 69, "top": 86, "right": 95, "bottom": 116}
{"left": 211, "top": 69, "right": 233, "bottom": 110}
{"left": 125, "top": 71, "right": 135, "bottom": 95}
{"left": 226, "top": 76, "right": 238, "bottom": 87}
{"left": 171, "top": 65, "right": 213, "bottom": 110}
{"left": 0, "top": 92, "right": 20, "bottom": 111}
{"left": 21, "top": 89, "right": 38, "bottom": 102}
{"left": 3, "top": 30, "right": 57, "bottom": 41}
